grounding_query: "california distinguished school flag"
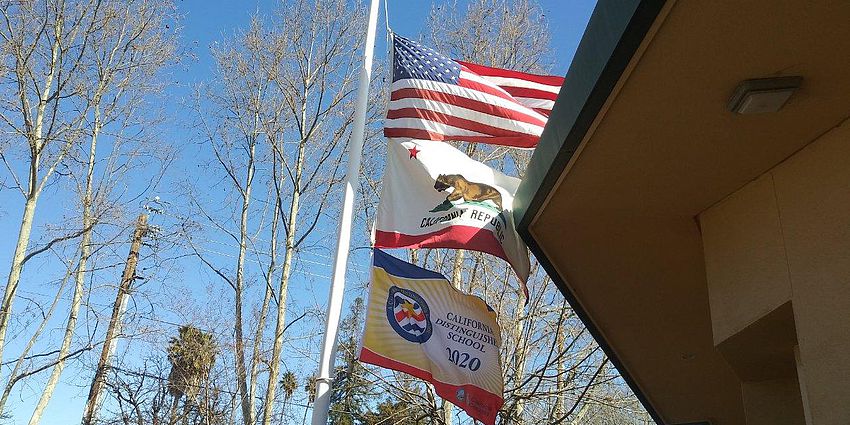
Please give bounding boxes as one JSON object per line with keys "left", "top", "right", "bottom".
{"left": 359, "top": 249, "right": 504, "bottom": 424}
{"left": 374, "top": 138, "right": 530, "bottom": 297}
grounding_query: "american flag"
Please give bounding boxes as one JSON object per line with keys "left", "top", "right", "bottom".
{"left": 384, "top": 35, "right": 564, "bottom": 148}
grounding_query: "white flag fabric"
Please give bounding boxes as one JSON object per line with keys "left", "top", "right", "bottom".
{"left": 374, "top": 138, "right": 530, "bottom": 295}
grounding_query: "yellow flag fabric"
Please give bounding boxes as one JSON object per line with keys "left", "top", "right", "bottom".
{"left": 358, "top": 249, "right": 503, "bottom": 424}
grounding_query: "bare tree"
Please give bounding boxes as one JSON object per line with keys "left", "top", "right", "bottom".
{"left": 0, "top": 0, "right": 99, "bottom": 368}
{"left": 247, "top": 165, "right": 282, "bottom": 420}
{"left": 0, "top": 259, "right": 75, "bottom": 413}
{"left": 0, "top": 0, "right": 176, "bottom": 421}
{"left": 189, "top": 17, "right": 282, "bottom": 423}
{"left": 259, "top": 1, "right": 364, "bottom": 423}
{"left": 27, "top": 1, "right": 176, "bottom": 422}
{"left": 187, "top": 1, "right": 364, "bottom": 420}
{"left": 427, "top": 0, "right": 553, "bottom": 73}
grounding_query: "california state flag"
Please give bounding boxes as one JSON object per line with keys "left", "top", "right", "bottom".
{"left": 374, "top": 138, "right": 530, "bottom": 294}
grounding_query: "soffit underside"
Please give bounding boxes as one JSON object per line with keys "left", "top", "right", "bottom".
{"left": 530, "top": 1, "right": 850, "bottom": 424}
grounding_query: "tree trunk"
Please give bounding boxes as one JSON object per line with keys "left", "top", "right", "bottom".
{"left": 0, "top": 194, "right": 38, "bottom": 362}
{"left": 441, "top": 398, "right": 453, "bottom": 425}
{"left": 553, "top": 326, "right": 566, "bottom": 418}
{"left": 248, "top": 178, "right": 281, "bottom": 417}
{"left": 168, "top": 394, "right": 181, "bottom": 425}
{"left": 567, "top": 402, "right": 592, "bottom": 425}
{"left": 0, "top": 263, "right": 72, "bottom": 415}
{"left": 261, "top": 138, "right": 305, "bottom": 425}
{"left": 451, "top": 249, "right": 464, "bottom": 290}
{"left": 30, "top": 118, "right": 102, "bottom": 425}
{"left": 234, "top": 142, "right": 257, "bottom": 425}
{"left": 509, "top": 290, "right": 529, "bottom": 424}
{"left": 0, "top": 7, "right": 63, "bottom": 366}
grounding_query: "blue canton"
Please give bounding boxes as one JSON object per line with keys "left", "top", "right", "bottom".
{"left": 392, "top": 35, "right": 461, "bottom": 84}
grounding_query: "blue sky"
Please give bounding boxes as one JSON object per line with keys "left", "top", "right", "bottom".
{"left": 0, "top": 0, "right": 598, "bottom": 423}
{"left": 173, "top": 0, "right": 595, "bottom": 92}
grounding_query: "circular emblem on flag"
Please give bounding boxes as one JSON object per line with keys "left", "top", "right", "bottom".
{"left": 386, "top": 286, "right": 432, "bottom": 344}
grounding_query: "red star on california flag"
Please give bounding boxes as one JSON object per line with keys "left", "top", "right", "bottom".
{"left": 408, "top": 145, "right": 420, "bottom": 159}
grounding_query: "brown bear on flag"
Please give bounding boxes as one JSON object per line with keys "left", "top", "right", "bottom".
{"left": 374, "top": 138, "right": 530, "bottom": 299}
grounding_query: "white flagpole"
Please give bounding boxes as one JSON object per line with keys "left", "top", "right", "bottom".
{"left": 310, "top": 0, "right": 381, "bottom": 423}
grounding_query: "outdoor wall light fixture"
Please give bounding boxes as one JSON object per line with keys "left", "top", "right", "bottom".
{"left": 727, "top": 76, "right": 803, "bottom": 114}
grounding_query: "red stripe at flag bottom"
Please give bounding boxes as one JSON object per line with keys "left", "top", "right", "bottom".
{"left": 359, "top": 347, "right": 503, "bottom": 425}
{"left": 375, "top": 226, "right": 529, "bottom": 300}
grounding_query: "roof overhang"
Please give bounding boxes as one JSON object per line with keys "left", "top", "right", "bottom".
{"left": 515, "top": 1, "right": 850, "bottom": 423}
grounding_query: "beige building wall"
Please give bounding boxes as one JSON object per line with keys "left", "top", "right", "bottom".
{"left": 701, "top": 174, "right": 793, "bottom": 344}
{"left": 741, "top": 378, "right": 806, "bottom": 425}
{"left": 700, "top": 119, "right": 850, "bottom": 425}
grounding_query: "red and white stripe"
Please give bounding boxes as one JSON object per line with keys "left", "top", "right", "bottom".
{"left": 458, "top": 61, "right": 563, "bottom": 117}
{"left": 385, "top": 62, "right": 564, "bottom": 149}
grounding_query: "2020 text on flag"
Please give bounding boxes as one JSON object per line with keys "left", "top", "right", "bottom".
{"left": 359, "top": 249, "right": 504, "bottom": 425}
